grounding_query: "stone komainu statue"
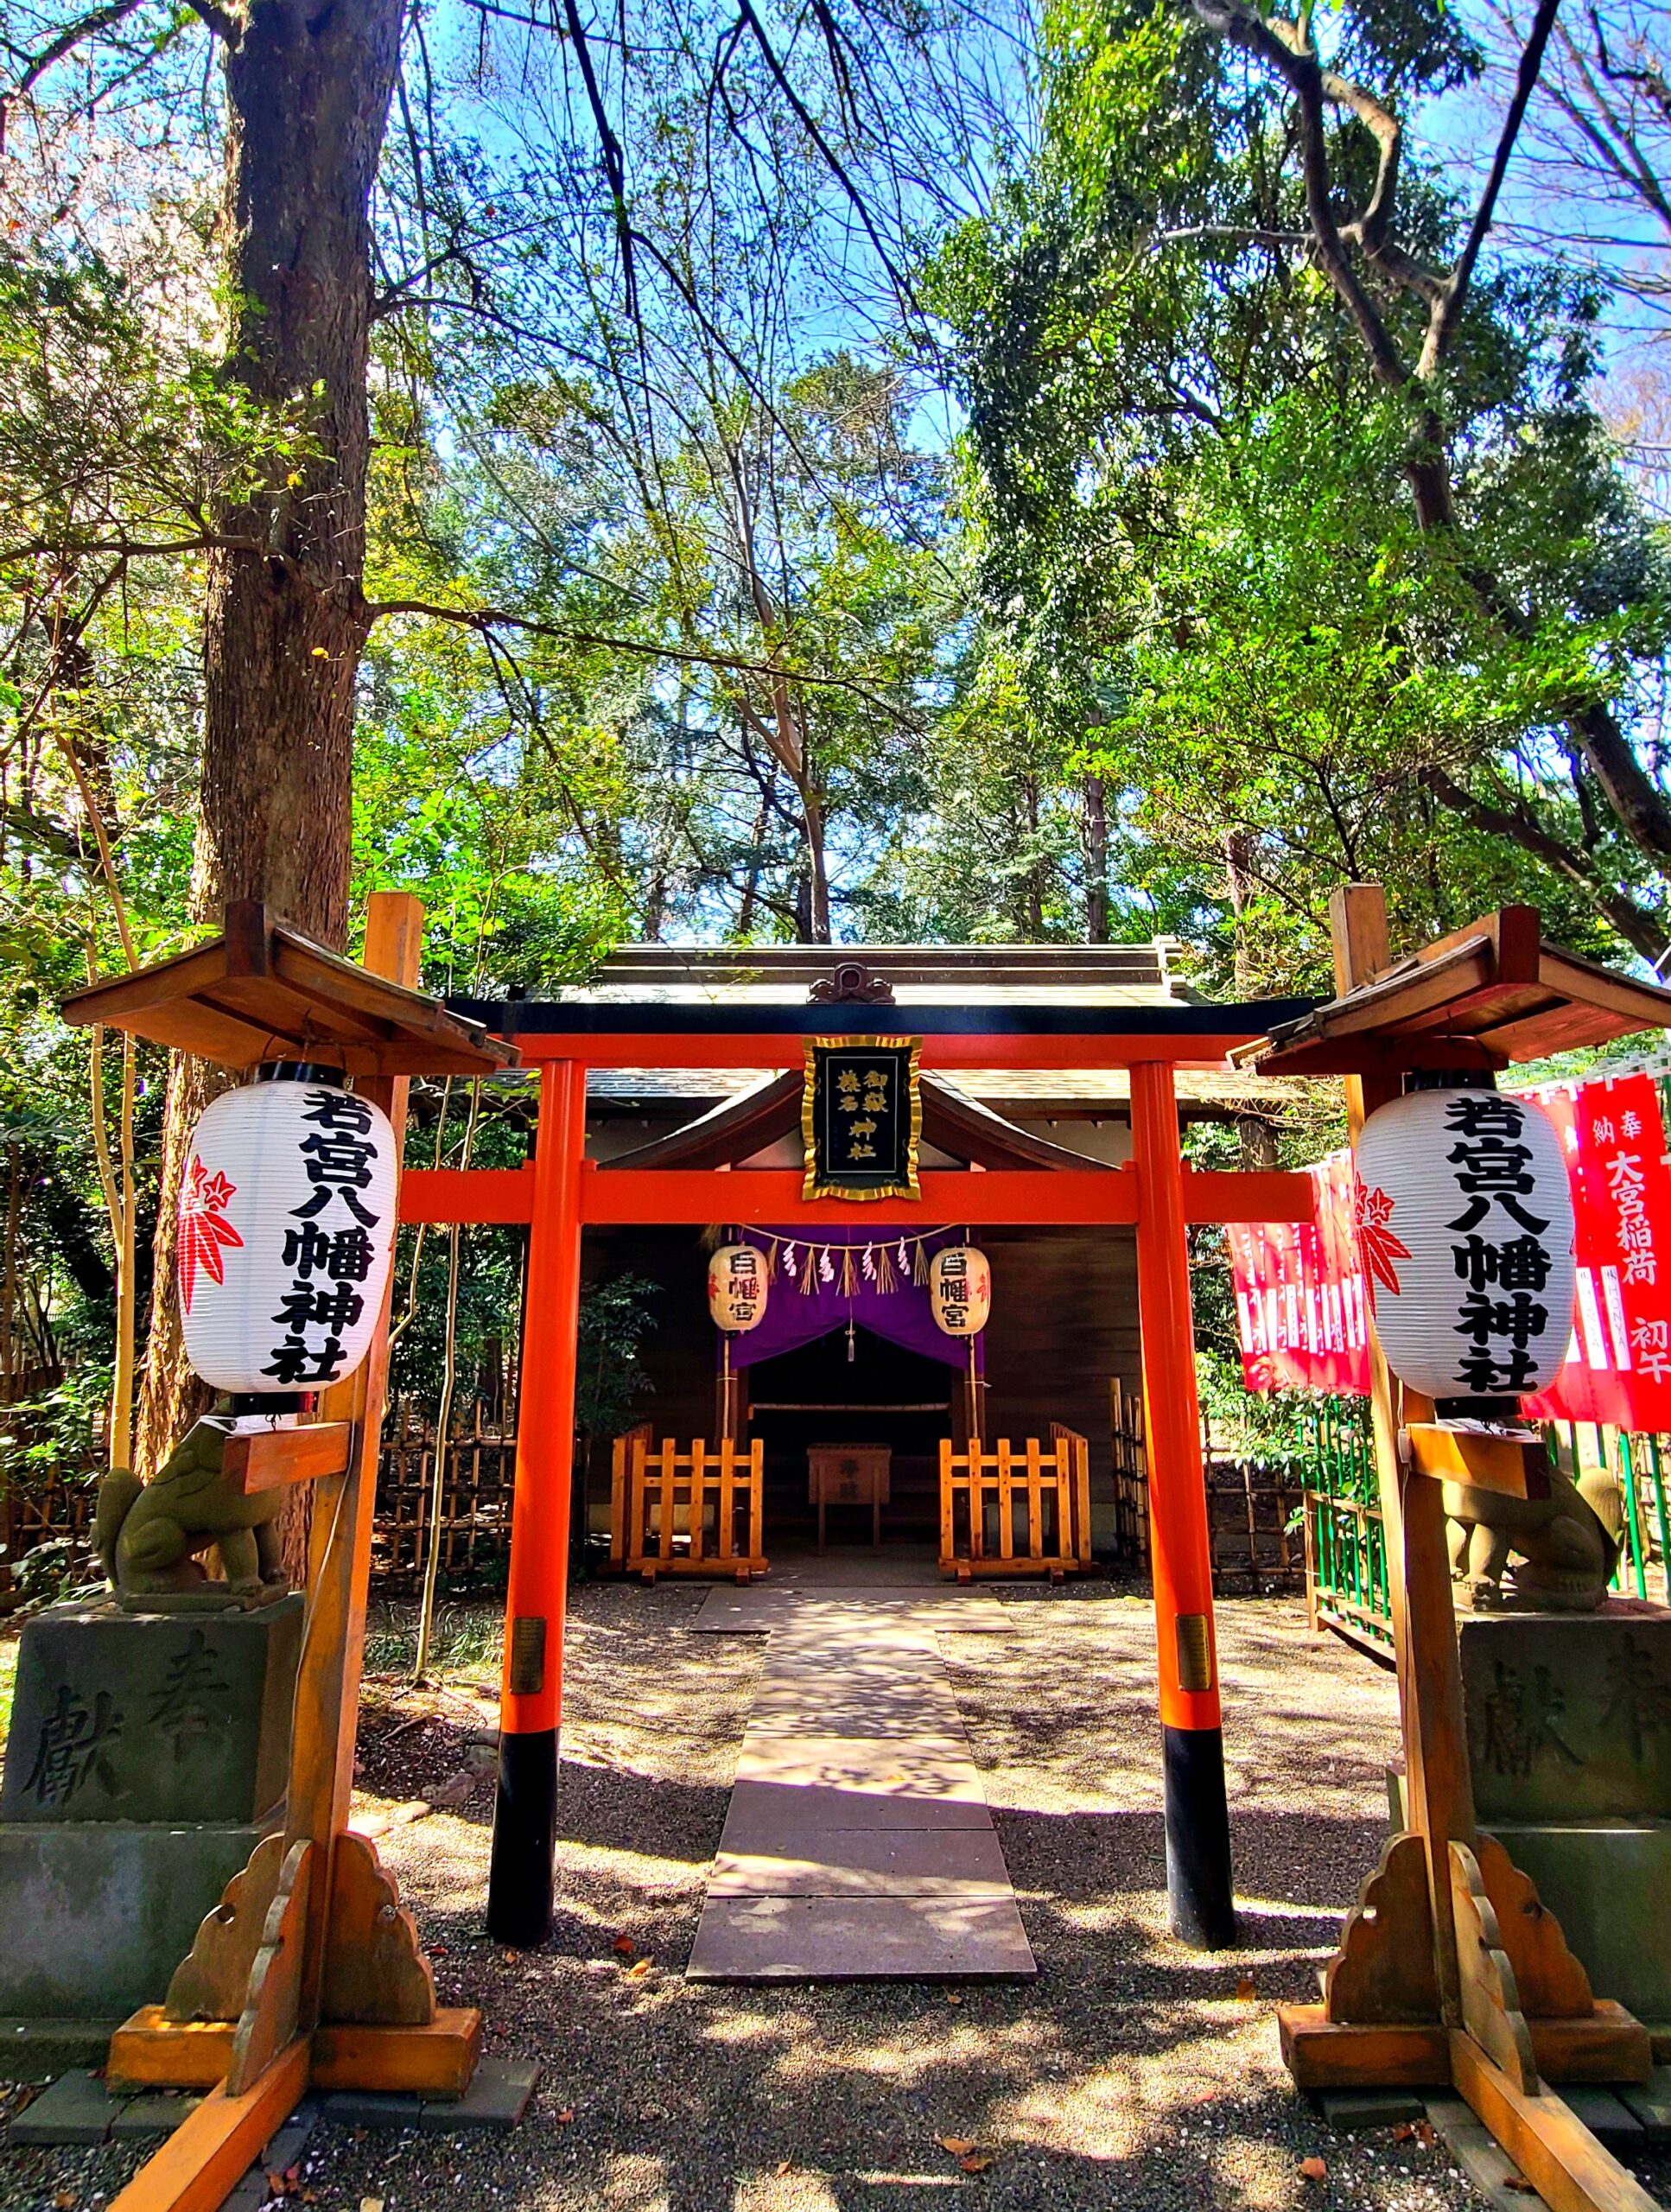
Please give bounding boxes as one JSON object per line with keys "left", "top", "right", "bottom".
{"left": 94, "top": 1417, "right": 288, "bottom": 1606}
{"left": 1445, "top": 1454, "right": 1623, "bottom": 1612}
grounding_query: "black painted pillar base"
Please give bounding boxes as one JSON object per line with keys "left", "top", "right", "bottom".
{"left": 1162, "top": 1723, "right": 1236, "bottom": 1948}
{"left": 486, "top": 1726, "right": 558, "bottom": 1948}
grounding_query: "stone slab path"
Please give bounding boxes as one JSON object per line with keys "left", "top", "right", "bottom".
{"left": 687, "top": 1601, "right": 1036, "bottom": 1981}
{"left": 691, "top": 1585, "right": 1016, "bottom": 1634}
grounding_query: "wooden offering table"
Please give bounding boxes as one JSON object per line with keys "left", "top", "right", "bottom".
{"left": 808, "top": 1445, "right": 891, "bottom": 1551}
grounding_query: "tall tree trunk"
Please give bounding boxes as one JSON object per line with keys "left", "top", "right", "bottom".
{"left": 136, "top": 0, "right": 404, "bottom": 1522}
{"left": 737, "top": 793, "right": 769, "bottom": 935}
{"left": 1082, "top": 774, "right": 1110, "bottom": 943}
{"left": 803, "top": 786, "right": 831, "bottom": 944}
{"left": 1223, "top": 828, "right": 1278, "bottom": 1167}
{"left": 1024, "top": 776, "right": 1045, "bottom": 936}
{"left": 1223, "top": 826, "right": 1256, "bottom": 989}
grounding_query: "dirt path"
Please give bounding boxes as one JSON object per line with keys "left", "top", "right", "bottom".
{"left": 2, "top": 1580, "right": 1660, "bottom": 2209}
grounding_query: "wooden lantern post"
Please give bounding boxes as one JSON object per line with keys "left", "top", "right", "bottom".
{"left": 1254, "top": 887, "right": 1669, "bottom": 2212}
{"left": 58, "top": 896, "right": 518, "bottom": 2212}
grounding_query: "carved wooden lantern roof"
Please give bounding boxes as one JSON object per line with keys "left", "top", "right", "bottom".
{"left": 60, "top": 899, "right": 519, "bottom": 1077}
{"left": 1235, "top": 906, "right": 1671, "bottom": 1077}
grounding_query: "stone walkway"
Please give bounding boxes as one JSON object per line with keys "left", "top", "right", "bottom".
{"left": 686, "top": 1587, "right": 1037, "bottom": 1981}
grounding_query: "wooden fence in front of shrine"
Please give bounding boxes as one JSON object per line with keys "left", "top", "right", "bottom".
{"left": 610, "top": 1428, "right": 767, "bottom": 1580}
{"left": 937, "top": 1427, "right": 1092, "bottom": 1579}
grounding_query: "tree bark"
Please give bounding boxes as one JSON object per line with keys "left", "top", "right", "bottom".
{"left": 136, "top": 0, "right": 404, "bottom": 1516}
{"left": 1082, "top": 774, "right": 1110, "bottom": 942}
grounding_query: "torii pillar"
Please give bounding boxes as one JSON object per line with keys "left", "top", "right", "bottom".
{"left": 1132, "top": 1058, "right": 1236, "bottom": 1948}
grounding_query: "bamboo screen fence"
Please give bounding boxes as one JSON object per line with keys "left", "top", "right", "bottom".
{"left": 1109, "top": 1376, "right": 1308, "bottom": 1598}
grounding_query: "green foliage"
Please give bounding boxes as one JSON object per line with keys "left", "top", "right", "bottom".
{"left": 0, "top": 1363, "right": 110, "bottom": 1491}
{"left": 575, "top": 1273, "right": 660, "bottom": 1446}
{"left": 928, "top": 0, "right": 1671, "bottom": 984}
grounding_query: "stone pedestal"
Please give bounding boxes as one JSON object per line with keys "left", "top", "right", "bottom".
{"left": 1459, "top": 1607, "right": 1671, "bottom": 2022}
{"left": 0, "top": 1595, "right": 302, "bottom": 2025}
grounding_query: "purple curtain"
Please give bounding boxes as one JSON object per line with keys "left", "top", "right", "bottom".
{"left": 723, "top": 1225, "right": 981, "bottom": 1372}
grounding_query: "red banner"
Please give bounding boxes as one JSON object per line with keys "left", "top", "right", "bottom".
{"left": 1226, "top": 1072, "right": 1671, "bottom": 1428}
{"left": 1228, "top": 1154, "right": 1369, "bottom": 1397}
{"left": 1524, "top": 1071, "right": 1671, "bottom": 1433}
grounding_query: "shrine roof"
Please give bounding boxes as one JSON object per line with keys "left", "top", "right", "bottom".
{"left": 536, "top": 941, "right": 1191, "bottom": 1008}
{"left": 451, "top": 942, "right": 1314, "bottom": 1055}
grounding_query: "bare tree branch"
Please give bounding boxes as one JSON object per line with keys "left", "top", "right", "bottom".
{"left": 1424, "top": 0, "right": 1566, "bottom": 369}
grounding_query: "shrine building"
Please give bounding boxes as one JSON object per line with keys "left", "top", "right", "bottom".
{"left": 552, "top": 943, "right": 1295, "bottom": 1559}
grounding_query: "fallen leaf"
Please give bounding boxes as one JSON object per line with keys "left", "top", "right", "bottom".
{"left": 1299, "top": 2157, "right": 1328, "bottom": 2182}
{"left": 937, "top": 2136, "right": 974, "bottom": 2157}
{"left": 53, "top": 2193, "right": 77, "bottom": 2209}
{"left": 957, "top": 2152, "right": 994, "bottom": 2173}
{"left": 627, "top": 1957, "right": 653, "bottom": 1977}
{"left": 945, "top": 1993, "right": 963, "bottom": 2006}
{"left": 556, "top": 2109, "right": 575, "bottom": 2125}
{"left": 359, "top": 2198, "right": 384, "bottom": 2212}
{"left": 613, "top": 1936, "right": 636, "bottom": 1955}
{"left": 429, "top": 1945, "right": 448, "bottom": 1959}
{"left": 501, "top": 1948, "right": 520, "bottom": 1965}
{"left": 1234, "top": 1976, "right": 1256, "bottom": 2000}
{"left": 774, "top": 2161, "right": 793, "bottom": 2177}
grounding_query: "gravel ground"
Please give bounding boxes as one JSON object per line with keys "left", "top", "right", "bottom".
{"left": 2, "top": 1580, "right": 1666, "bottom": 2212}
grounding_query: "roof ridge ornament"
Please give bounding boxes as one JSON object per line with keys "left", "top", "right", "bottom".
{"left": 808, "top": 958, "right": 895, "bottom": 1006}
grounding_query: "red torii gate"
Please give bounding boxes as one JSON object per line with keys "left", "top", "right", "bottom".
{"left": 399, "top": 989, "right": 1318, "bottom": 1952}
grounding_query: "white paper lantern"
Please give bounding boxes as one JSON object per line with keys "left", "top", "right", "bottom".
{"left": 708, "top": 1243, "right": 768, "bottom": 1333}
{"left": 1354, "top": 1085, "right": 1576, "bottom": 1399}
{"left": 178, "top": 1067, "right": 398, "bottom": 1394}
{"left": 929, "top": 1244, "right": 991, "bottom": 1336}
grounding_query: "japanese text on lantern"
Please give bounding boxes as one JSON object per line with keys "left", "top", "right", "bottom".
{"left": 721, "top": 1246, "right": 763, "bottom": 1330}
{"left": 1443, "top": 1093, "right": 1553, "bottom": 1396}
{"left": 263, "top": 1090, "right": 382, "bottom": 1386}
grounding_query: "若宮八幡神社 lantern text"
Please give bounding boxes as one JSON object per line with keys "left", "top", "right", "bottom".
{"left": 178, "top": 1071, "right": 398, "bottom": 1394}
{"left": 1354, "top": 1085, "right": 1576, "bottom": 1401}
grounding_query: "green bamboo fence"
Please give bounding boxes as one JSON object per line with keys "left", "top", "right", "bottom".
{"left": 1301, "top": 1395, "right": 1394, "bottom": 1656}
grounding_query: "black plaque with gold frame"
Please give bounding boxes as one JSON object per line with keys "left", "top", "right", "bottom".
{"left": 801, "top": 1037, "right": 923, "bottom": 1201}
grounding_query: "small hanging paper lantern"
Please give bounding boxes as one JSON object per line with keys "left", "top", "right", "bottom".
{"left": 929, "top": 1244, "right": 991, "bottom": 1336}
{"left": 179, "top": 1065, "right": 398, "bottom": 1394}
{"left": 708, "top": 1243, "right": 768, "bottom": 1333}
{"left": 1354, "top": 1085, "right": 1576, "bottom": 1399}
